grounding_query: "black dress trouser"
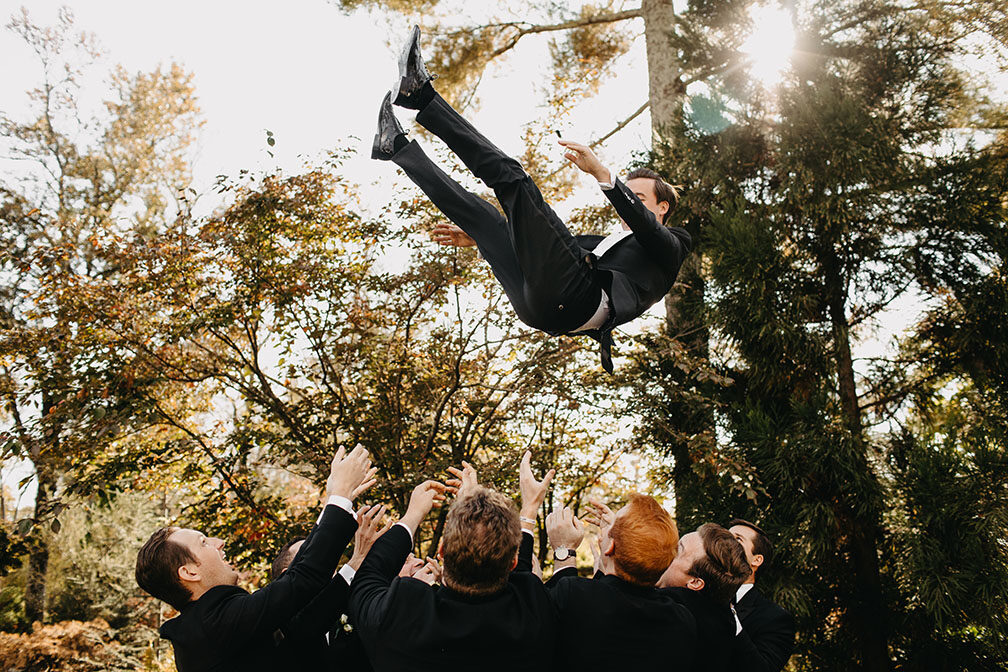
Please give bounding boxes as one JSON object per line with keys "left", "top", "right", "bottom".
{"left": 393, "top": 92, "right": 601, "bottom": 334}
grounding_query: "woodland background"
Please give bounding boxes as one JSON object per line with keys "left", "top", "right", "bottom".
{"left": 0, "top": 1, "right": 1005, "bottom": 670}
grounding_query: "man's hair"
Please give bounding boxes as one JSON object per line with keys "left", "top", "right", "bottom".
{"left": 609, "top": 493, "right": 679, "bottom": 585}
{"left": 441, "top": 486, "right": 521, "bottom": 596}
{"left": 626, "top": 167, "right": 680, "bottom": 224}
{"left": 271, "top": 537, "right": 306, "bottom": 581}
{"left": 136, "top": 526, "right": 196, "bottom": 611}
{"left": 689, "top": 523, "right": 751, "bottom": 606}
{"left": 728, "top": 518, "right": 774, "bottom": 574}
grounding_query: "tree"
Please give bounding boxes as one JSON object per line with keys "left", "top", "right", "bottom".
{"left": 0, "top": 7, "right": 202, "bottom": 622}
{"left": 635, "top": 2, "right": 1007, "bottom": 669}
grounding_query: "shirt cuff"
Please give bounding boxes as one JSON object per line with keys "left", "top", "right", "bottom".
{"left": 395, "top": 521, "right": 415, "bottom": 544}
{"left": 597, "top": 168, "right": 616, "bottom": 190}
{"left": 337, "top": 563, "right": 356, "bottom": 586}
{"left": 316, "top": 495, "right": 356, "bottom": 524}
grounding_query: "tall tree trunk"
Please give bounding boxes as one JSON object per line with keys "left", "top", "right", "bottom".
{"left": 25, "top": 465, "right": 53, "bottom": 624}
{"left": 824, "top": 257, "right": 890, "bottom": 672}
{"left": 641, "top": 0, "right": 712, "bottom": 518}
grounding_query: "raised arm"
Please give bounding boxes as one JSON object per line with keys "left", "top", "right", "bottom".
{"left": 206, "top": 445, "right": 374, "bottom": 640}
{"left": 559, "top": 139, "right": 690, "bottom": 266}
{"left": 349, "top": 480, "right": 446, "bottom": 634}
{"left": 516, "top": 451, "right": 555, "bottom": 573}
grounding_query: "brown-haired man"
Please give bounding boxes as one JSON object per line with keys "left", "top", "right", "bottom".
{"left": 658, "top": 523, "right": 752, "bottom": 672}
{"left": 348, "top": 452, "right": 558, "bottom": 671}
{"left": 372, "top": 26, "right": 691, "bottom": 374}
{"left": 544, "top": 495, "right": 698, "bottom": 669}
{"left": 135, "top": 446, "right": 376, "bottom": 672}
{"left": 728, "top": 519, "right": 796, "bottom": 672}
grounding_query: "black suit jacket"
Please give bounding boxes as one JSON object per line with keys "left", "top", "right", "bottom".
{"left": 732, "top": 586, "right": 796, "bottom": 672}
{"left": 548, "top": 572, "right": 697, "bottom": 670}
{"left": 159, "top": 505, "right": 358, "bottom": 672}
{"left": 664, "top": 587, "right": 736, "bottom": 672}
{"left": 572, "top": 178, "right": 691, "bottom": 371}
{"left": 274, "top": 570, "right": 357, "bottom": 671}
{"left": 349, "top": 525, "right": 558, "bottom": 672}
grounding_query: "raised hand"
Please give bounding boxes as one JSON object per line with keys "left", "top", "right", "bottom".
{"left": 558, "top": 139, "right": 610, "bottom": 183}
{"left": 431, "top": 222, "right": 476, "bottom": 248}
{"left": 546, "top": 506, "right": 584, "bottom": 551}
{"left": 398, "top": 553, "right": 425, "bottom": 578}
{"left": 446, "top": 461, "right": 479, "bottom": 497}
{"left": 583, "top": 498, "right": 616, "bottom": 534}
{"left": 590, "top": 535, "right": 614, "bottom": 576}
{"left": 347, "top": 504, "right": 390, "bottom": 571}
{"left": 413, "top": 556, "right": 443, "bottom": 586}
{"left": 401, "top": 480, "right": 448, "bottom": 533}
{"left": 519, "top": 451, "right": 555, "bottom": 519}
{"left": 326, "top": 444, "right": 374, "bottom": 501}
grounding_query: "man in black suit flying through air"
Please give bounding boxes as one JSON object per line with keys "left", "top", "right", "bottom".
{"left": 372, "top": 26, "right": 692, "bottom": 373}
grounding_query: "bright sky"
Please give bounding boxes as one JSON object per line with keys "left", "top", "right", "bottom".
{"left": 0, "top": 0, "right": 653, "bottom": 219}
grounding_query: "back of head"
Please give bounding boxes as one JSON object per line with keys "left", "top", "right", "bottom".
{"left": 136, "top": 526, "right": 195, "bottom": 611}
{"left": 271, "top": 538, "right": 306, "bottom": 581}
{"left": 609, "top": 494, "right": 679, "bottom": 586}
{"left": 626, "top": 167, "right": 680, "bottom": 224}
{"left": 691, "top": 523, "right": 751, "bottom": 605}
{"left": 728, "top": 518, "right": 774, "bottom": 575}
{"left": 441, "top": 486, "right": 521, "bottom": 595}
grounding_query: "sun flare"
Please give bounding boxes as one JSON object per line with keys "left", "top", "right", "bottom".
{"left": 739, "top": 3, "right": 796, "bottom": 88}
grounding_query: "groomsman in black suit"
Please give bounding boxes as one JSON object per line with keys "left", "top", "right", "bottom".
{"left": 658, "top": 523, "right": 752, "bottom": 672}
{"left": 372, "top": 26, "right": 692, "bottom": 373}
{"left": 728, "top": 519, "right": 796, "bottom": 672}
{"left": 543, "top": 497, "right": 697, "bottom": 669}
{"left": 135, "top": 446, "right": 377, "bottom": 672}
{"left": 348, "top": 452, "right": 558, "bottom": 672}
{"left": 269, "top": 505, "right": 387, "bottom": 672}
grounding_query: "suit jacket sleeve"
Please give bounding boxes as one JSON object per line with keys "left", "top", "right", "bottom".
{"left": 734, "top": 610, "right": 796, "bottom": 672}
{"left": 348, "top": 524, "right": 412, "bottom": 636}
{"left": 514, "top": 531, "right": 534, "bottom": 573}
{"left": 203, "top": 504, "right": 357, "bottom": 643}
{"left": 281, "top": 572, "right": 351, "bottom": 643}
{"left": 544, "top": 565, "right": 577, "bottom": 589}
{"left": 602, "top": 179, "right": 691, "bottom": 267}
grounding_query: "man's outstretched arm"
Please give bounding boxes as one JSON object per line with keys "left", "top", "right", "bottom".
{"left": 349, "top": 480, "right": 446, "bottom": 635}
{"left": 559, "top": 139, "right": 691, "bottom": 265}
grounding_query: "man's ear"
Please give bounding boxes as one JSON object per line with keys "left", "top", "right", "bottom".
{"left": 604, "top": 539, "right": 616, "bottom": 557}
{"left": 752, "top": 553, "right": 764, "bottom": 570}
{"left": 686, "top": 576, "right": 704, "bottom": 592}
{"left": 178, "top": 562, "right": 200, "bottom": 584}
{"left": 510, "top": 553, "right": 518, "bottom": 571}
{"left": 658, "top": 200, "right": 670, "bottom": 219}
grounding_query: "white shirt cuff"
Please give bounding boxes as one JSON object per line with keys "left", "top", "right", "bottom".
{"left": 395, "top": 521, "right": 415, "bottom": 544}
{"left": 316, "top": 495, "right": 356, "bottom": 524}
{"left": 337, "top": 563, "right": 356, "bottom": 586}
{"left": 597, "top": 168, "right": 616, "bottom": 190}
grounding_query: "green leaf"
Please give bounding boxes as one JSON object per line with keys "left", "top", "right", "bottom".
{"left": 16, "top": 518, "right": 32, "bottom": 535}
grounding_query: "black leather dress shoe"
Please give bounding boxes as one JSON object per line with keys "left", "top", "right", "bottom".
{"left": 371, "top": 91, "right": 406, "bottom": 160}
{"left": 392, "top": 24, "right": 434, "bottom": 109}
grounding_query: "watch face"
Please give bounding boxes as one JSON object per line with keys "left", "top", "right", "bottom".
{"left": 556, "top": 549, "right": 570, "bottom": 560}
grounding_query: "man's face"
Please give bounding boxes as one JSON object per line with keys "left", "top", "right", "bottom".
{"left": 169, "top": 528, "right": 239, "bottom": 588}
{"left": 625, "top": 177, "right": 669, "bottom": 230}
{"left": 657, "top": 530, "right": 704, "bottom": 589}
{"left": 729, "top": 524, "right": 760, "bottom": 578}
